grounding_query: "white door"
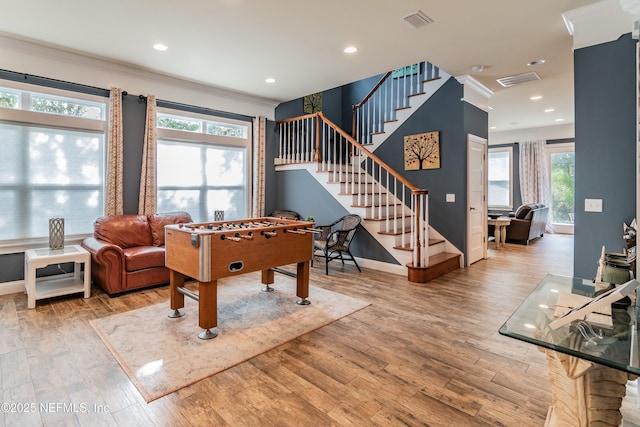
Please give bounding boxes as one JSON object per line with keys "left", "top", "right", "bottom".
{"left": 467, "top": 134, "right": 488, "bottom": 264}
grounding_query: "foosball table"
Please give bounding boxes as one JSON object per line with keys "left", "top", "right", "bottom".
{"left": 164, "top": 217, "right": 316, "bottom": 339}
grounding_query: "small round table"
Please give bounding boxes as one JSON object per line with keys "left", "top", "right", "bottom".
{"left": 488, "top": 216, "right": 511, "bottom": 248}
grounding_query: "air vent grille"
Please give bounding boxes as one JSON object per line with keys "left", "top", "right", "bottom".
{"left": 496, "top": 72, "right": 540, "bottom": 87}
{"left": 402, "top": 10, "right": 434, "bottom": 29}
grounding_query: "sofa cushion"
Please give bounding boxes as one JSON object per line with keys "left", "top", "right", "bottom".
{"left": 515, "top": 205, "right": 532, "bottom": 219}
{"left": 94, "top": 215, "right": 152, "bottom": 248}
{"left": 148, "top": 211, "right": 193, "bottom": 246}
{"left": 123, "top": 246, "right": 166, "bottom": 271}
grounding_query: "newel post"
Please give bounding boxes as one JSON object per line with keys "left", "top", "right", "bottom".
{"left": 407, "top": 189, "right": 430, "bottom": 283}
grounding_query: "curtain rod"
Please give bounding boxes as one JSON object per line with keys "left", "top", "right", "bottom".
{"left": 0, "top": 69, "right": 110, "bottom": 95}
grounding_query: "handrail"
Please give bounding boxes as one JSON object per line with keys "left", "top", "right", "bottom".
{"left": 275, "top": 112, "right": 430, "bottom": 268}
{"left": 319, "top": 112, "right": 426, "bottom": 195}
{"left": 351, "top": 61, "right": 440, "bottom": 145}
{"left": 353, "top": 72, "right": 392, "bottom": 109}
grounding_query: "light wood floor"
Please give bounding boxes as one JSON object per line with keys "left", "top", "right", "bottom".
{"left": 1, "top": 234, "right": 639, "bottom": 426}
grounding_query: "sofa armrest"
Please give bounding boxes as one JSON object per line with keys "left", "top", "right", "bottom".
{"left": 505, "top": 218, "right": 531, "bottom": 242}
{"left": 81, "top": 237, "right": 126, "bottom": 295}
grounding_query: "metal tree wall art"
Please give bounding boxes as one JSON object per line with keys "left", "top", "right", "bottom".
{"left": 404, "top": 131, "right": 440, "bottom": 170}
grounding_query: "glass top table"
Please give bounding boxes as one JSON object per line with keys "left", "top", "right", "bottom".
{"left": 499, "top": 273, "right": 639, "bottom": 375}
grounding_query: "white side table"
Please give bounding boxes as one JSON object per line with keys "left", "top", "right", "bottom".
{"left": 487, "top": 216, "right": 512, "bottom": 248}
{"left": 24, "top": 245, "right": 91, "bottom": 309}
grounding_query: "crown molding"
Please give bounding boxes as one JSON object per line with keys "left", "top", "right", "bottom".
{"left": 562, "top": 0, "right": 636, "bottom": 49}
{"left": 454, "top": 75, "right": 493, "bottom": 112}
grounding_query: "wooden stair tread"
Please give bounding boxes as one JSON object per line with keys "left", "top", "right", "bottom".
{"left": 428, "top": 251, "right": 460, "bottom": 264}
{"left": 393, "top": 238, "right": 445, "bottom": 251}
{"left": 363, "top": 215, "right": 411, "bottom": 222}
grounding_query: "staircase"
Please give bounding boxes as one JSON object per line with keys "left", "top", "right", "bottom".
{"left": 275, "top": 61, "right": 462, "bottom": 283}
{"left": 275, "top": 121, "right": 461, "bottom": 282}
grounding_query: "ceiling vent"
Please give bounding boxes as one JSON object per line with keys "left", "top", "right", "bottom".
{"left": 496, "top": 71, "right": 541, "bottom": 87}
{"left": 402, "top": 10, "right": 434, "bottom": 29}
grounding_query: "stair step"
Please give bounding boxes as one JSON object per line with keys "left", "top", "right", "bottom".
{"left": 394, "top": 238, "right": 445, "bottom": 251}
{"left": 363, "top": 214, "right": 412, "bottom": 222}
{"left": 407, "top": 252, "right": 461, "bottom": 284}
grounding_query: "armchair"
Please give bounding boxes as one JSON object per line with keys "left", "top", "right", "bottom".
{"left": 313, "top": 214, "right": 362, "bottom": 275}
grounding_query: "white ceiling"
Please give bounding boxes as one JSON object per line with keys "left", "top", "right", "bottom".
{"left": 1, "top": 0, "right": 632, "bottom": 134}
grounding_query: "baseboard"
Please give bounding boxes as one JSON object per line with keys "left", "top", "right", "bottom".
{"left": 0, "top": 280, "right": 25, "bottom": 296}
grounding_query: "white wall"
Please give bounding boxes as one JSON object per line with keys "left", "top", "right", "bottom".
{"left": 0, "top": 35, "right": 278, "bottom": 120}
{"left": 489, "top": 123, "right": 574, "bottom": 145}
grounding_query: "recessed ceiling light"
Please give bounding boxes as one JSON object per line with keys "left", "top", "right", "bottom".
{"left": 489, "top": 126, "right": 497, "bottom": 130}
{"left": 544, "top": 108, "right": 555, "bottom": 113}
{"left": 471, "top": 65, "right": 485, "bottom": 73}
{"left": 344, "top": 46, "right": 358, "bottom": 54}
{"left": 527, "top": 59, "right": 545, "bottom": 66}
{"left": 153, "top": 43, "right": 168, "bottom": 51}
{"left": 555, "top": 118, "right": 565, "bottom": 122}
{"left": 530, "top": 95, "right": 542, "bottom": 101}
{"left": 265, "top": 78, "right": 276, "bottom": 84}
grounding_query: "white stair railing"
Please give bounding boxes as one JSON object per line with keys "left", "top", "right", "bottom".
{"left": 352, "top": 61, "right": 440, "bottom": 145}
{"left": 277, "top": 112, "right": 429, "bottom": 268}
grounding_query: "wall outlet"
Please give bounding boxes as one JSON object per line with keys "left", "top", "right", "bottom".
{"left": 446, "top": 193, "right": 455, "bottom": 203}
{"left": 584, "top": 198, "right": 603, "bottom": 212}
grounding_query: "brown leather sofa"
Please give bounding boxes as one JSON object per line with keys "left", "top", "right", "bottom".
{"left": 505, "top": 203, "right": 549, "bottom": 245}
{"left": 81, "top": 211, "right": 192, "bottom": 296}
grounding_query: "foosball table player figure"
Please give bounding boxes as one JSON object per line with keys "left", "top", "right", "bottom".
{"left": 164, "top": 217, "right": 317, "bottom": 339}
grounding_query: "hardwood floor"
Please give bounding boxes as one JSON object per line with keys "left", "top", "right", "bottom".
{"left": 1, "top": 234, "right": 638, "bottom": 426}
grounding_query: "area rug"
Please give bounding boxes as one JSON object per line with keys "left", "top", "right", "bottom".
{"left": 90, "top": 273, "right": 370, "bottom": 402}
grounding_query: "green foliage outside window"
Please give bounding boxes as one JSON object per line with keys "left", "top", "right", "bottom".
{"left": 31, "top": 96, "right": 87, "bottom": 116}
{"left": 550, "top": 152, "right": 575, "bottom": 224}
{"left": 206, "top": 123, "right": 243, "bottom": 137}
{"left": 0, "top": 92, "right": 18, "bottom": 108}
{"left": 158, "top": 117, "right": 200, "bottom": 132}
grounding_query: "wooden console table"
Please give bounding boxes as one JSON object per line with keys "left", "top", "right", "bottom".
{"left": 499, "top": 274, "right": 639, "bottom": 426}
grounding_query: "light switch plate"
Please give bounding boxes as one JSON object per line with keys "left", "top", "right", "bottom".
{"left": 446, "top": 193, "right": 455, "bottom": 202}
{"left": 585, "top": 198, "right": 603, "bottom": 212}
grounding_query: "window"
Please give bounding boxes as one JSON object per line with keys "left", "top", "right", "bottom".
{"left": 0, "top": 81, "right": 106, "bottom": 245}
{"left": 156, "top": 110, "right": 251, "bottom": 221}
{"left": 547, "top": 142, "right": 575, "bottom": 233}
{"left": 488, "top": 147, "right": 513, "bottom": 210}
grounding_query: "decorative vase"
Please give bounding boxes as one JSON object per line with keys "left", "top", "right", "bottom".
{"left": 49, "top": 218, "right": 65, "bottom": 249}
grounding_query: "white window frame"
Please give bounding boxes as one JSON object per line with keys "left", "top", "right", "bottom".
{"left": 0, "top": 80, "right": 107, "bottom": 253}
{"left": 488, "top": 146, "right": 513, "bottom": 211}
{"left": 156, "top": 108, "right": 252, "bottom": 221}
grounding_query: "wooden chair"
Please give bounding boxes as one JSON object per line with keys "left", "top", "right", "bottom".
{"left": 313, "top": 214, "right": 362, "bottom": 275}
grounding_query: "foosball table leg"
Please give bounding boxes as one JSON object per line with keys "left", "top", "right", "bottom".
{"left": 168, "top": 270, "right": 186, "bottom": 318}
{"left": 198, "top": 280, "right": 218, "bottom": 340}
{"left": 261, "top": 268, "right": 275, "bottom": 292}
{"left": 296, "top": 261, "right": 311, "bottom": 305}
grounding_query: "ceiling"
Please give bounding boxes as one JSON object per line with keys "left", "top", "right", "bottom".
{"left": 1, "top": 0, "right": 623, "bottom": 134}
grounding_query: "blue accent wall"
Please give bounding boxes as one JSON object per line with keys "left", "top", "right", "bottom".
{"left": 573, "top": 34, "right": 637, "bottom": 279}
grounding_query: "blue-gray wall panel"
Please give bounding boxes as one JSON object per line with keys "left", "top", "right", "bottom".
{"left": 574, "top": 34, "right": 637, "bottom": 279}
